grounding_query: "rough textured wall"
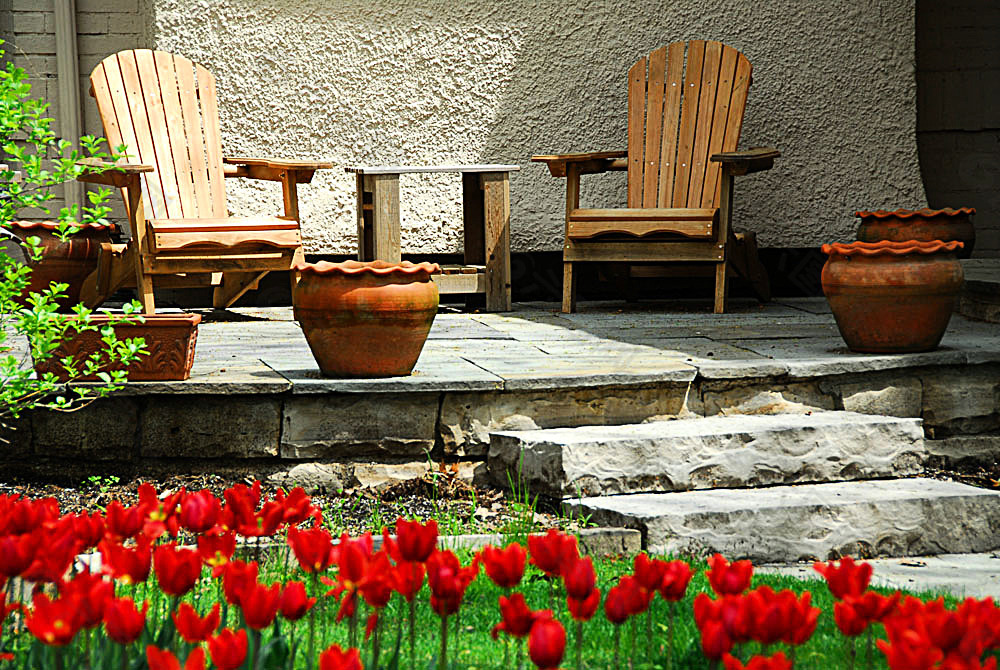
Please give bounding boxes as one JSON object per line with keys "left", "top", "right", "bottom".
{"left": 149, "top": 0, "right": 924, "bottom": 254}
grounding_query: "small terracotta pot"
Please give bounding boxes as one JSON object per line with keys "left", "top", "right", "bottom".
{"left": 292, "top": 260, "right": 440, "bottom": 377}
{"left": 33, "top": 313, "right": 201, "bottom": 382}
{"left": 821, "top": 240, "right": 964, "bottom": 353}
{"left": 855, "top": 208, "right": 975, "bottom": 259}
{"left": 8, "top": 221, "right": 113, "bottom": 310}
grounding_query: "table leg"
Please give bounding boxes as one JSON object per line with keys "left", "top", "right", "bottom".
{"left": 360, "top": 173, "right": 401, "bottom": 263}
{"left": 481, "top": 172, "right": 512, "bottom": 312}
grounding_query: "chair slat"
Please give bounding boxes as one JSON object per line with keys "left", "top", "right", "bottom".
{"left": 721, "top": 53, "right": 753, "bottom": 155}
{"left": 196, "top": 65, "right": 227, "bottom": 217}
{"left": 626, "top": 57, "right": 647, "bottom": 208}
{"left": 671, "top": 40, "right": 705, "bottom": 208}
{"left": 135, "top": 50, "right": 183, "bottom": 219}
{"left": 686, "top": 41, "right": 723, "bottom": 207}
{"left": 700, "top": 46, "right": 740, "bottom": 207}
{"left": 90, "top": 61, "right": 135, "bottom": 216}
{"left": 656, "top": 42, "right": 686, "bottom": 207}
{"left": 153, "top": 51, "right": 197, "bottom": 218}
{"left": 116, "top": 51, "right": 169, "bottom": 220}
{"left": 174, "top": 56, "right": 213, "bottom": 218}
{"left": 641, "top": 47, "right": 667, "bottom": 208}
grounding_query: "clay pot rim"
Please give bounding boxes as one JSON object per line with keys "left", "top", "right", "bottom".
{"left": 854, "top": 207, "right": 975, "bottom": 220}
{"left": 821, "top": 239, "right": 964, "bottom": 257}
{"left": 293, "top": 260, "right": 441, "bottom": 277}
{"left": 60, "top": 312, "right": 202, "bottom": 327}
{"left": 7, "top": 220, "right": 117, "bottom": 232}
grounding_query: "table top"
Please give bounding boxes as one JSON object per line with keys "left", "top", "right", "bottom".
{"left": 346, "top": 164, "right": 520, "bottom": 175}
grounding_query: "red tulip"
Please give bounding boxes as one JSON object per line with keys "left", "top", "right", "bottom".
{"left": 395, "top": 518, "right": 438, "bottom": 563}
{"left": 567, "top": 587, "right": 601, "bottom": 622}
{"left": 240, "top": 581, "right": 281, "bottom": 630}
{"left": 103, "top": 597, "right": 148, "bottom": 645}
{"left": 222, "top": 560, "right": 259, "bottom": 606}
{"left": 0, "top": 495, "right": 59, "bottom": 535}
{"left": 180, "top": 490, "right": 221, "bottom": 534}
{"left": 67, "top": 511, "right": 105, "bottom": 550}
{"left": 834, "top": 600, "right": 870, "bottom": 637}
{"left": 604, "top": 584, "right": 630, "bottom": 625}
{"left": 197, "top": 531, "right": 237, "bottom": 576}
{"left": 20, "top": 527, "right": 80, "bottom": 583}
{"left": 562, "top": 556, "right": 596, "bottom": 600}
{"left": 633, "top": 553, "right": 667, "bottom": 592}
{"left": 528, "top": 618, "right": 566, "bottom": 670}
{"left": 25, "top": 592, "right": 84, "bottom": 646}
{"left": 208, "top": 628, "right": 248, "bottom": 670}
{"left": 659, "top": 560, "right": 694, "bottom": 601}
{"left": 287, "top": 526, "right": 334, "bottom": 573}
{"left": 319, "top": 644, "right": 363, "bottom": 670}
{"left": 154, "top": 543, "right": 202, "bottom": 597}
{"left": 813, "top": 556, "right": 872, "bottom": 600}
{"left": 100, "top": 536, "right": 152, "bottom": 584}
{"left": 279, "top": 581, "right": 316, "bottom": 621}
{"left": 877, "top": 627, "right": 943, "bottom": 670}
{"left": 0, "top": 532, "right": 39, "bottom": 578}
{"left": 480, "top": 543, "right": 526, "bottom": 589}
{"left": 701, "top": 619, "right": 734, "bottom": 660}
{"left": 147, "top": 646, "right": 206, "bottom": 670}
{"left": 275, "top": 487, "right": 317, "bottom": 526}
{"left": 104, "top": 500, "right": 146, "bottom": 541}
{"left": 389, "top": 561, "right": 425, "bottom": 602}
{"left": 359, "top": 552, "right": 394, "bottom": 610}
{"left": 173, "top": 602, "right": 221, "bottom": 643}
{"left": 426, "top": 549, "right": 478, "bottom": 617}
{"left": 707, "top": 554, "right": 753, "bottom": 596}
{"left": 781, "top": 591, "right": 821, "bottom": 646}
{"left": 722, "top": 651, "right": 793, "bottom": 670}
{"left": 492, "top": 593, "right": 549, "bottom": 640}
{"left": 618, "top": 575, "right": 652, "bottom": 615}
{"left": 60, "top": 571, "right": 114, "bottom": 629}
{"left": 528, "top": 529, "right": 578, "bottom": 578}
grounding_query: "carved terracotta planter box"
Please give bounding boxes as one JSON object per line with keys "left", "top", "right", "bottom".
{"left": 855, "top": 207, "right": 975, "bottom": 259}
{"left": 34, "top": 313, "right": 201, "bottom": 382}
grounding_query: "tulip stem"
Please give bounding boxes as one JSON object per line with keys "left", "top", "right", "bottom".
{"left": 438, "top": 615, "right": 449, "bottom": 670}
{"left": 251, "top": 628, "right": 261, "bottom": 670}
{"left": 307, "top": 574, "right": 317, "bottom": 670}
{"left": 629, "top": 617, "right": 636, "bottom": 670}
{"left": 613, "top": 626, "right": 620, "bottom": 670}
{"left": 666, "top": 602, "right": 675, "bottom": 670}
{"left": 846, "top": 636, "right": 856, "bottom": 670}
{"left": 119, "top": 644, "right": 126, "bottom": 670}
{"left": 372, "top": 612, "right": 382, "bottom": 670}
{"left": 866, "top": 627, "right": 873, "bottom": 670}
{"left": 575, "top": 620, "right": 583, "bottom": 670}
{"left": 408, "top": 597, "right": 416, "bottom": 670}
{"left": 645, "top": 608, "right": 652, "bottom": 660}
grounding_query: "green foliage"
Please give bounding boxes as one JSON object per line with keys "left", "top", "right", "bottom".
{"left": 0, "top": 41, "right": 146, "bottom": 438}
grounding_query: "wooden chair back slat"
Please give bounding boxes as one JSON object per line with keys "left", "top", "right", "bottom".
{"left": 656, "top": 42, "right": 685, "bottom": 207}
{"left": 90, "top": 50, "right": 229, "bottom": 222}
{"left": 640, "top": 47, "right": 666, "bottom": 207}
{"left": 686, "top": 41, "right": 722, "bottom": 207}
{"left": 173, "top": 55, "right": 216, "bottom": 217}
{"left": 153, "top": 51, "right": 197, "bottom": 217}
{"left": 626, "top": 41, "right": 753, "bottom": 211}
{"left": 626, "top": 58, "right": 647, "bottom": 208}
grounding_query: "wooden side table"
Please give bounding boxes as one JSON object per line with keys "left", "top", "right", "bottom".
{"left": 346, "top": 164, "right": 519, "bottom": 312}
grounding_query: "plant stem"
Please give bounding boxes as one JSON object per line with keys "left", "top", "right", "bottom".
{"left": 629, "top": 617, "right": 636, "bottom": 670}
{"left": 613, "top": 626, "right": 621, "bottom": 670}
{"left": 371, "top": 611, "right": 381, "bottom": 670}
{"left": 307, "top": 575, "right": 317, "bottom": 670}
{"left": 251, "top": 629, "right": 261, "bottom": 670}
{"left": 119, "top": 643, "right": 127, "bottom": 670}
{"left": 866, "top": 627, "right": 873, "bottom": 670}
{"left": 575, "top": 620, "right": 583, "bottom": 670}
{"left": 439, "top": 616, "right": 449, "bottom": 670}
{"left": 667, "top": 602, "right": 675, "bottom": 670}
{"left": 847, "top": 636, "right": 856, "bottom": 670}
{"left": 408, "top": 597, "right": 417, "bottom": 670}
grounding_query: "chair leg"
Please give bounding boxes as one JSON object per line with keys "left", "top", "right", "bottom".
{"left": 562, "top": 261, "right": 577, "bottom": 313}
{"left": 713, "top": 260, "right": 728, "bottom": 314}
{"left": 214, "top": 271, "right": 267, "bottom": 309}
{"left": 134, "top": 254, "right": 155, "bottom": 314}
{"left": 289, "top": 247, "right": 305, "bottom": 302}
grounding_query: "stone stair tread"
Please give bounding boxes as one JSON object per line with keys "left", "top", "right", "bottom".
{"left": 489, "top": 411, "right": 925, "bottom": 498}
{"left": 564, "top": 477, "right": 1000, "bottom": 563}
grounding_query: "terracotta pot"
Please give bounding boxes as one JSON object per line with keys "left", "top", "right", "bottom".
{"left": 855, "top": 208, "right": 975, "bottom": 259}
{"left": 34, "top": 313, "right": 201, "bottom": 382}
{"left": 292, "top": 260, "right": 440, "bottom": 377}
{"left": 8, "top": 221, "right": 113, "bottom": 310}
{"left": 821, "top": 240, "right": 964, "bottom": 353}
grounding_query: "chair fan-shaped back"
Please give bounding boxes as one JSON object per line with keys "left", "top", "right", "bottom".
{"left": 89, "top": 49, "right": 227, "bottom": 221}
{"left": 627, "top": 40, "right": 752, "bottom": 210}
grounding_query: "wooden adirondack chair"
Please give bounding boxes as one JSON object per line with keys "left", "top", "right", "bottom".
{"left": 532, "top": 40, "right": 778, "bottom": 313}
{"left": 77, "top": 49, "right": 332, "bottom": 313}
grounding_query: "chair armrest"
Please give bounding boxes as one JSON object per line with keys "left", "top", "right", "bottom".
{"left": 224, "top": 157, "right": 333, "bottom": 183}
{"left": 710, "top": 147, "right": 780, "bottom": 176}
{"left": 75, "top": 158, "right": 153, "bottom": 187}
{"left": 532, "top": 151, "right": 628, "bottom": 178}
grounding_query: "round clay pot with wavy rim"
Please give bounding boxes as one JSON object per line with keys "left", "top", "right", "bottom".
{"left": 821, "top": 239, "right": 964, "bottom": 353}
{"left": 292, "top": 260, "right": 441, "bottom": 377}
{"left": 855, "top": 208, "right": 975, "bottom": 259}
{"left": 8, "top": 221, "right": 113, "bottom": 310}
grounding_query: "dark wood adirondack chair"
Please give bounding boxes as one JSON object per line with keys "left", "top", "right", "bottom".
{"left": 78, "top": 49, "right": 332, "bottom": 313}
{"left": 533, "top": 40, "right": 778, "bottom": 313}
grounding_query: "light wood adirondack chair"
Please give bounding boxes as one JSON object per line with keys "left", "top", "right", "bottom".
{"left": 532, "top": 40, "right": 778, "bottom": 313}
{"left": 77, "top": 49, "right": 332, "bottom": 313}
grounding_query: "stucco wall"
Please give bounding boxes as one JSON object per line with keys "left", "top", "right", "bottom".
{"left": 148, "top": 0, "right": 925, "bottom": 254}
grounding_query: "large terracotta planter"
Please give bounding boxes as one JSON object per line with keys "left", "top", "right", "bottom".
{"left": 8, "top": 220, "right": 113, "bottom": 310}
{"left": 292, "top": 260, "right": 440, "bottom": 377}
{"left": 821, "top": 240, "right": 964, "bottom": 353}
{"left": 34, "top": 313, "right": 201, "bottom": 382}
{"left": 856, "top": 208, "right": 975, "bottom": 259}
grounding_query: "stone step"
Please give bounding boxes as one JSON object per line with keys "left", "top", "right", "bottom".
{"left": 959, "top": 259, "right": 1000, "bottom": 324}
{"left": 488, "top": 411, "right": 925, "bottom": 498}
{"left": 563, "top": 477, "right": 1000, "bottom": 563}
